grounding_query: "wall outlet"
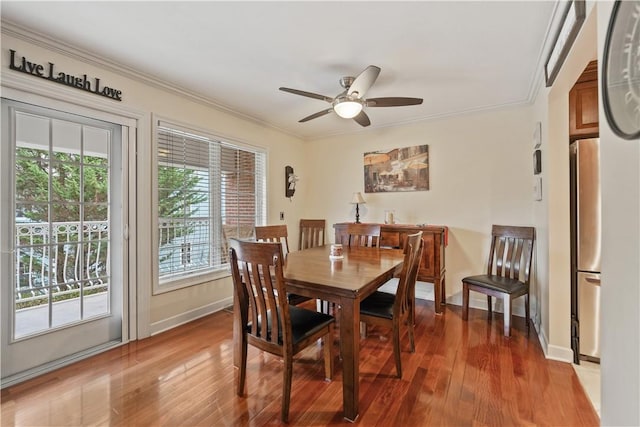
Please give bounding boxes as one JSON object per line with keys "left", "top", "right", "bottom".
{"left": 280, "top": 211, "right": 284, "bottom": 220}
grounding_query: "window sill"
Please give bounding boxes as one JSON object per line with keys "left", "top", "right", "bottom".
{"left": 153, "top": 268, "right": 231, "bottom": 295}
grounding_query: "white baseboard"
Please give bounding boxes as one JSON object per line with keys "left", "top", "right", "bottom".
{"left": 545, "top": 342, "right": 574, "bottom": 363}
{"left": 379, "top": 279, "right": 436, "bottom": 301}
{"left": 390, "top": 281, "right": 573, "bottom": 363}
{"left": 532, "top": 320, "right": 570, "bottom": 362}
{"left": 150, "top": 297, "right": 233, "bottom": 336}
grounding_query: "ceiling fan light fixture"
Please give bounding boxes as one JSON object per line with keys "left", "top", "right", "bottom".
{"left": 281, "top": 65, "right": 421, "bottom": 127}
{"left": 333, "top": 99, "right": 363, "bottom": 119}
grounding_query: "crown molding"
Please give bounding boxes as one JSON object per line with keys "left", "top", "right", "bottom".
{"left": 2, "top": 15, "right": 557, "bottom": 143}
{"left": 307, "top": 98, "right": 532, "bottom": 142}
{"left": 1, "top": 20, "right": 304, "bottom": 141}
{"left": 526, "top": 1, "right": 567, "bottom": 103}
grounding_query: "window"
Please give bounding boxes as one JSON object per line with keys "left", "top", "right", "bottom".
{"left": 155, "top": 120, "right": 266, "bottom": 290}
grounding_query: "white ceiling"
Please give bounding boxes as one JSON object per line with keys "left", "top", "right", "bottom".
{"left": 1, "top": 1, "right": 558, "bottom": 141}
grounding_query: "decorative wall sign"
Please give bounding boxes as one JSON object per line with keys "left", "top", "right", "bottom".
{"left": 8, "top": 49, "right": 123, "bottom": 101}
{"left": 544, "top": 0, "right": 586, "bottom": 87}
{"left": 364, "top": 144, "right": 429, "bottom": 193}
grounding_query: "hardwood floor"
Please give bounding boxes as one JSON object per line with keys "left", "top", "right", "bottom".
{"left": 1, "top": 300, "right": 599, "bottom": 426}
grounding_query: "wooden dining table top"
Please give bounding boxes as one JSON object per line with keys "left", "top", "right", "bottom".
{"left": 283, "top": 245, "right": 405, "bottom": 299}
{"left": 281, "top": 244, "right": 405, "bottom": 421}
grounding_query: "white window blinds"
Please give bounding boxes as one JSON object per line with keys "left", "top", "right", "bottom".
{"left": 156, "top": 120, "right": 266, "bottom": 285}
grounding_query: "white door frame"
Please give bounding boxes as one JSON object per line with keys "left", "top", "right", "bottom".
{"left": 1, "top": 78, "right": 144, "bottom": 386}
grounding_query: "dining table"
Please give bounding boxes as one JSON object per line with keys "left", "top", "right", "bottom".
{"left": 282, "top": 244, "right": 405, "bottom": 422}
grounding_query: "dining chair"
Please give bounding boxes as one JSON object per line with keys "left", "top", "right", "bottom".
{"left": 255, "top": 224, "right": 309, "bottom": 305}
{"left": 338, "top": 223, "right": 381, "bottom": 247}
{"left": 298, "top": 219, "right": 326, "bottom": 250}
{"left": 461, "top": 225, "right": 535, "bottom": 337}
{"left": 298, "top": 219, "right": 332, "bottom": 312}
{"left": 222, "top": 224, "right": 255, "bottom": 263}
{"left": 359, "top": 231, "right": 423, "bottom": 378}
{"left": 255, "top": 224, "right": 290, "bottom": 255}
{"left": 229, "top": 238, "right": 335, "bottom": 423}
{"left": 332, "top": 224, "right": 380, "bottom": 316}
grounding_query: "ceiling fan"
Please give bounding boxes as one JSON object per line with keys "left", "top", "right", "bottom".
{"left": 279, "top": 65, "right": 423, "bottom": 127}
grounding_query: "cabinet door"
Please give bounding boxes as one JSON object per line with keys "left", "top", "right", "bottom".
{"left": 380, "top": 231, "right": 400, "bottom": 248}
{"left": 420, "top": 232, "right": 435, "bottom": 278}
{"left": 569, "top": 79, "right": 599, "bottom": 140}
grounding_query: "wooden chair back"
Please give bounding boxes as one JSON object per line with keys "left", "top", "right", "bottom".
{"left": 222, "top": 224, "right": 255, "bottom": 263}
{"left": 229, "top": 238, "right": 290, "bottom": 352}
{"left": 299, "top": 219, "right": 326, "bottom": 250}
{"left": 255, "top": 224, "right": 290, "bottom": 256}
{"left": 338, "top": 223, "right": 381, "bottom": 247}
{"left": 487, "top": 225, "right": 535, "bottom": 285}
{"left": 229, "top": 237, "right": 335, "bottom": 422}
{"left": 359, "top": 231, "right": 423, "bottom": 378}
{"left": 462, "top": 224, "right": 536, "bottom": 336}
{"left": 395, "top": 232, "right": 424, "bottom": 319}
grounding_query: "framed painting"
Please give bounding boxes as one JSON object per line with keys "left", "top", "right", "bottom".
{"left": 364, "top": 144, "right": 429, "bottom": 193}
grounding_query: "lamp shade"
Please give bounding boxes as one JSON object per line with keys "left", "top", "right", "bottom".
{"left": 334, "top": 100, "right": 363, "bottom": 119}
{"left": 351, "top": 192, "right": 366, "bottom": 204}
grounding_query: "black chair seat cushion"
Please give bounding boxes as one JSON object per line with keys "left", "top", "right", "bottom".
{"left": 463, "top": 274, "right": 526, "bottom": 295}
{"left": 287, "top": 293, "right": 312, "bottom": 305}
{"left": 249, "top": 306, "right": 334, "bottom": 345}
{"left": 360, "top": 291, "right": 396, "bottom": 320}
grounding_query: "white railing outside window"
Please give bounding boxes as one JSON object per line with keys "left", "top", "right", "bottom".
{"left": 158, "top": 217, "right": 212, "bottom": 278}
{"left": 14, "top": 220, "right": 109, "bottom": 307}
{"left": 155, "top": 119, "right": 266, "bottom": 290}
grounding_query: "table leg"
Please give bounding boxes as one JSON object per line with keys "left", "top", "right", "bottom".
{"left": 340, "top": 297, "right": 359, "bottom": 422}
{"left": 434, "top": 274, "right": 446, "bottom": 315}
{"left": 434, "top": 277, "right": 442, "bottom": 314}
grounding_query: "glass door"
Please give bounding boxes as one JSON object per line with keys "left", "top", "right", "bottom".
{"left": 1, "top": 99, "right": 126, "bottom": 385}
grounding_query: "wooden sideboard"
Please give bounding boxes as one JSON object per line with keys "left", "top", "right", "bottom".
{"left": 333, "top": 223, "right": 447, "bottom": 314}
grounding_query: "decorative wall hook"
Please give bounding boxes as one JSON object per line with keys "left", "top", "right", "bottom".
{"left": 285, "top": 165, "right": 299, "bottom": 200}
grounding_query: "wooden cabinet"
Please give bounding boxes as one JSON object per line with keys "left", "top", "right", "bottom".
{"left": 569, "top": 61, "right": 599, "bottom": 141}
{"left": 333, "top": 222, "right": 447, "bottom": 314}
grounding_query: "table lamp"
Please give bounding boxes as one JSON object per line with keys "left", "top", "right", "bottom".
{"left": 351, "top": 192, "right": 366, "bottom": 223}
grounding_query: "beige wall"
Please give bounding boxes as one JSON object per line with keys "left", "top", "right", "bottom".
{"left": 0, "top": 18, "right": 580, "bottom": 362}
{"left": 4, "top": 0, "right": 633, "bottom": 379}
{"left": 530, "top": 3, "right": 598, "bottom": 361}
{"left": 4, "top": 5, "right": 640, "bottom": 422}
{"left": 530, "top": 83, "right": 550, "bottom": 343}
{"left": 304, "top": 106, "right": 536, "bottom": 315}
{"left": 532, "top": 3, "right": 640, "bottom": 422}
{"left": 1, "top": 29, "right": 307, "bottom": 338}
{"left": 0, "top": 27, "right": 557, "bottom": 350}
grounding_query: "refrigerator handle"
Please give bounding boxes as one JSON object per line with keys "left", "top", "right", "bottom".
{"left": 585, "top": 277, "right": 601, "bottom": 285}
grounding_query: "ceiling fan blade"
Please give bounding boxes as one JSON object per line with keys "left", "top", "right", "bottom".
{"left": 347, "top": 65, "right": 381, "bottom": 98}
{"left": 366, "top": 97, "right": 424, "bottom": 107}
{"left": 279, "top": 87, "right": 333, "bottom": 102}
{"left": 353, "top": 111, "right": 371, "bottom": 127}
{"left": 299, "top": 108, "right": 333, "bottom": 122}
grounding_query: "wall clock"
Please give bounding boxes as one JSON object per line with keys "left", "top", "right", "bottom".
{"left": 602, "top": 0, "right": 640, "bottom": 140}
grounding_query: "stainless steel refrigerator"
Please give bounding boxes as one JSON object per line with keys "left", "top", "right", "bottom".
{"left": 570, "top": 138, "right": 601, "bottom": 363}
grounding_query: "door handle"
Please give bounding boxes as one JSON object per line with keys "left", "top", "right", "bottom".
{"left": 585, "top": 277, "right": 601, "bottom": 285}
